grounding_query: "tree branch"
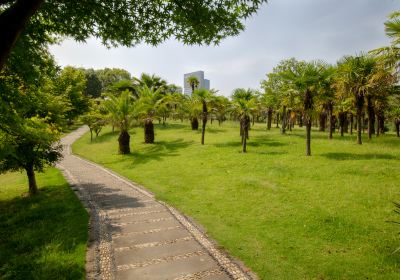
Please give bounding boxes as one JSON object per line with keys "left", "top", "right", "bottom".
{"left": 0, "top": 0, "right": 44, "bottom": 71}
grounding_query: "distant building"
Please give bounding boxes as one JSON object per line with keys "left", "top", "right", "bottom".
{"left": 183, "top": 71, "right": 210, "bottom": 95}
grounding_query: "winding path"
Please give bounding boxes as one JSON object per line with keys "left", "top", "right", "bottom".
{"left": 57, "top": 126, "right": 254, "bottom": 280}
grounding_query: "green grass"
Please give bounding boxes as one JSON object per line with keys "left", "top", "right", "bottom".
{"left": 0, "top": 168, "right": 88, "bottom": 280}
{"left": 73, "top": 121, "right": 400, "bottom": 279}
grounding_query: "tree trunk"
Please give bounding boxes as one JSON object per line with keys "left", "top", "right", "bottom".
{"left": 241, "top": 116, "right": 249, "bottom": 153}
{"left": 90, "top": 129, "right": 93, "bottom": 142}
{"left": 201, "top": 101, "right": 207, "bottom": 145}
{"left": 276, "top": 112, "right": 280, "bottom": 128}
{"left": 298, "top": 114, "right": 303, "bottom": 127}
{"left": 267, "top": 108, "right": 272, "bottom": 130}
{"left": 367, "top": 96, "right": 375, "bottom": 139}
{"left": 191, "top": 117, "right": 199, "bottom": 130}
{"left": 281, "top": 106, "right": 286, "bottom": 134}
{"left": 349, "top": 113, "right": 353, "bottom": 135}
{"left": 395, "top": 120, "right": 400, "bottom": 137}
{"left": 26, "top": 164, "right": 38, "bottom": 195}
{"left": 306, "top": 118, "right": 312, "bottom": 156}
{"left": 328, "top": 104, "right": 333, "bottom": 139}
{"left": 304, "top": 90, "right": 313, "bottom": 156}
{"left": 338, "top": 112, "right": 345, "bottom": 137}
{"left": 378, "top": 112, "right": 385, "bottom": 135}
{"left": 144, "top": 118, "right": 154, "bottom": 143}
{"left": 319, "top": 112, "right": 326, "bottom": 132}
{"left": 118, "top": 130, "right": 130, "bottom": 154}
{"left": 356, "top": 108, "right": 362, "bottom": 145}
{"left": 0, "top": 0, "right": 45, "bottom": 71}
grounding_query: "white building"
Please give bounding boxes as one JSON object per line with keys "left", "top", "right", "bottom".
{"left": 183, "top": 71, "right": 210, "bottom": 95}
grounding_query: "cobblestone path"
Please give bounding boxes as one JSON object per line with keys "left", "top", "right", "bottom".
{"left": 57, "top": 126, "right": 253, "bottom": 280}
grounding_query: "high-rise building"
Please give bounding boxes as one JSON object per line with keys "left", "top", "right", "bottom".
{"left": 183, "top": 71, "right": 210, "bottom": 95}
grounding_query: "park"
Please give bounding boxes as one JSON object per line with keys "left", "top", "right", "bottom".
{"left": 0, "top": 1, "right": 399, "bottom": 279}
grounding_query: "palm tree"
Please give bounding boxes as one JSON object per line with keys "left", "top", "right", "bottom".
{"left": 282, "top": 60, "right": 325, "bottom": 156}
{"left": 187, "top": 76, "right": 199, "bottom": 94}
{"left": 317, "top": 65, "right": 336, "bottom": 139}
{"left": 103, "top": 90, "right": 136, "bottom": 154}
{"left": 211, "top": 95, "right": 230, "bottom": 126}
{"left": 193, "top": 88, "right": 213, "bottom": 145}
{"left": 183, "top": 96, "right": 201, "bottom": 130}
{"left": 136, "top": 85, "right": 162, "bottom": 143}
{"left": 335, "top": 55, "right": 377, "bottom": 145}
{"left": 134, "top": 73, "right": 167, "bottom": 94}
{"left": 231, "top": 98, "right": 255, "bottom": 153}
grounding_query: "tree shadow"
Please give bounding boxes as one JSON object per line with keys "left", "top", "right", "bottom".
{"left": 206, "top": 127, "right": 226, "bottom": 134}
{"left": 320, "top": 152, "right": 397, "bottom": 161}
{"left": 126, "top": 139, "right": 194, "bottom": 166}
{"left": 79, "top": 183, "right": 147, "bottom": 210}
{"left": 0, "top": 183, "right": 87, "bottom": 279}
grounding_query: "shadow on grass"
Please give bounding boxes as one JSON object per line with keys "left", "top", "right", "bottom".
{"left": 0, "top": 183, "right": 87, "bottom": 279}
{"left": 215, "top": 136, "right": 288, "bottom": 149}
{"left": 125, "top": 139, "right": 194, "bottom": 166}
{"left": 320, "top": 152, "right": 397, "bottom": 161}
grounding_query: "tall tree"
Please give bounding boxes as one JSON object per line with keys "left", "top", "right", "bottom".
{"left": 281, "top": 60, "right": 325, "bottom": 156}
{"left": 136, "top": 85, "right": 163, "bottom": 143}
{"left": 103, "top": 90, "right": 137, "bottom": 154}
{"left": 335, "top": 55, "right": 377, "bottom": 145}
{"left": 193, "top": 88, "right": 213, "bottom": 145}
{"left": 187, "top": 76, "right": 200, "bottom": 94}
{"left": 231, "top": 98, "right": 255, "bottom": 153}
{"left": 0, "top": 0, "right": 266, "bottom": 71}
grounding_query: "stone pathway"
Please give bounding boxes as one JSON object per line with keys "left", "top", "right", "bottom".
{"left": 57, "top": 126, "right": 254, "bottom": 280}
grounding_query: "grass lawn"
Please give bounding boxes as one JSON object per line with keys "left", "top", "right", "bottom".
{"left": 73, "top": 121, "right": 400, "bottom": 279}
{"left": 0, "top": 168, "right": 88, "bottom": 280}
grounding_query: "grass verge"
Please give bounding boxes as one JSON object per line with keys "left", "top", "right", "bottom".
{"left": 0, "top": 168, "right": 88, "bottom": 280}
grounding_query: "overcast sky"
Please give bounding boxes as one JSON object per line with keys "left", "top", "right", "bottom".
{"left": 50, "top": 0, "right": 399, "bottom": 96}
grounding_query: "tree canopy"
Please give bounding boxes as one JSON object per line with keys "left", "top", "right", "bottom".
{"left": 0, "top": 0, "right": 267, "bottom": 71}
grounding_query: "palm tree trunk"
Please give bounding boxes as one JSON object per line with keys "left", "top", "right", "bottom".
{"left": 144, "top": 118, "right": 154, "bottom": 143}
{"left": 26, "top": 164, "right": 38, "bottom": 195}
{"left": 267, "top": 108, "right": 272, "bottom": 130}
{"left": 191, "top": 117, "right": 199, "bottom": 130}
{"left": 306, "top": 118, "right": 311, "bottom": 156}
{"left": 349, "top": 113, "right": 353, "bottom": 135}
{"left": 395, "top": 120, "right": 400, "bottom": 137}
{"left": 276, "top": 113, "right": 280, "bottom": 128}
{"left": 281, "top": 106, "right": 286, "bottom": 134}
{"left": 319, "top": 112, "right": 326, "bottom": 131}
{"left": 118, "top": 130, "right": 130, "bottom": 154}
{"left": 327, "top": 103, "right": 333, "bottom": 139}
{"left": 201, "top": 101, "right": 207, "bottom": 145}
{"left": 356, "top": 108, "right": 362, "bottom": 145}
{"left": 367, "top": 96, "right": 374, "bottom": 139}
{"left": 90, "top": 129, "right": 93, "bottom": 142}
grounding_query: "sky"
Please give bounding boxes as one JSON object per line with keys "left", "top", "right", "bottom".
{"left": 50, "top": 0, "right": 400, "bottom": 96}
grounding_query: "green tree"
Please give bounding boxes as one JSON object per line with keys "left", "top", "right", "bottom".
{"left": 134, "top": 73, "right": 167, "bottom": 94}
{"left": 193, "top": 88, "right": 213, "bottom": 145}
{"left": 54, "top": 66, "right": 90, "bottom": 123}
{"left": 81, "top": 105, "right": 106, "bottom": 142}
{"left": 96, "top": 68, "right": 132, "bottom": 90}
{"left": 103, "top": 90, "right": 136, "bottom": 154}
{"left": 187, "top": 76, "right": 200, "bottom": 94}
{"left": 0, "top": 40, "right": 64, "bottom": 195}
{"left": 281, "top": 60, "right": 326, "bottom": 156}
{"left": 83, "top": 69, "right": 102, "bottom": 98}
{"left": 335, "top": 55, "right": 380, "bottom": 145}
{"left": 231, "top": 98, "right": 255, "bottom": 153}
{"left": 136, "top": 85, "right": 163, "bottom": 143}
{"left": 211, "top": 95, "right": 230, "bottom": 126}
{"left": 0, "top": 0, "right": 266, "bottom": 71}
{"left": 183, "top": 96, "right": 201, "bottom": 130}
